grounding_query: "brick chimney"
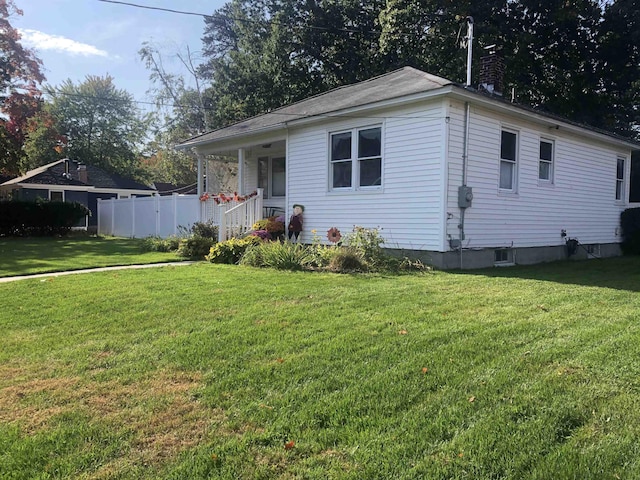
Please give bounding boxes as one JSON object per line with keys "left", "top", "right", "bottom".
{"left": 479, "top": 45, "right": 504, "bottom": 96}
{"left": 77, "top": 163, "right": 88, "bottom": 183}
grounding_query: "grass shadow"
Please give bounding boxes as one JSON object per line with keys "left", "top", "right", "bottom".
{"left": 0, "top": 236, "right": 180, "bottom": 277}
{"left": 455, "top": 255, "right": 640, "bottom": 292}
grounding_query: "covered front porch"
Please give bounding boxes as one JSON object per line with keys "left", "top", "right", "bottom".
{"left": 195, "top": 139, "right": 288, "bottom": 241}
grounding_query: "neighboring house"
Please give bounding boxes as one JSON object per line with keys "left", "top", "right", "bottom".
{"left": 0, "top": 159, "right": 156, "bottom": 228}
{"left": 177, "top": 65, "right": 640, "bottom": 269}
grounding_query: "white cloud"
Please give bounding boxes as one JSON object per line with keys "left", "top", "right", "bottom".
{"left": 18, "top": 29, "right": 109, "bottom": 58}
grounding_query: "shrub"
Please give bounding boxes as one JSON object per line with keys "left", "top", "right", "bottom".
{"left": 241, "top": 242, "right": 314, "bottom": 270}
{"left": 141, "top": 235, "right": 180, "bottom": 252}
{"left": 252, "top": 217, "right": 285, "bottom": 235}
{"left": 177, "top": 236, "right": 215, "bottom": 260}
{"left": 191, "top": 221, "right": 218, "bottom": 240}
{"left": 0, "top": 200, "right": 90, "bottom": 237}
{"left": 399, "top": 257, "right": 432, "bottom": 272}
{"left": 326, "top": 248, "right": 367, "bottom": 273}
{"left": 178, "top": 221, "right": 218, "bottom": 240}
{"left": 621, "top": 208, "right": 640, "bottom": 255}
{"left": 249, "top": 229, "right": 272, "bottom": 241}
{"left": 206, "top": 236, "right": 261, "bottom": 264}
{"left": 345, "top": 226, "right": 386, "bottom": 266}
{"left": 307, "top": 244, "right": 338, "bottom": 268}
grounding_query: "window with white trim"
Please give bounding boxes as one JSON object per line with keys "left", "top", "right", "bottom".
{"left": 539, "top": 139, "right": 554, "bottom": 182}
{"left": 330, "top": 126, "right": 382, "bottom": 190}
{"left": 499, "top": 130, "right": 518, "bottom": 190}
{"left": 616, "top": 156, "right": 626, "bottom": 201}
{"left": 49, "top": 190, "right": 64, "bottom": 202}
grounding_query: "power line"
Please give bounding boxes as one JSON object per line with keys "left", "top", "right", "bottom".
{"left": 97, "top": 0, "right": 454, "bottom": 38}
{"left": 47, "top": 88, "right": 448, "bottom": 122}
{"left": 97, "top": 0, "right": 206, "bottom": 18}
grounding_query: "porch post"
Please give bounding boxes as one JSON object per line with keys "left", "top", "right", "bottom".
{"left": 196, "top": 151, "right": 204, "bottom": 196}
{"left": 238, "top": 148, "right": 245, "bottom": 196}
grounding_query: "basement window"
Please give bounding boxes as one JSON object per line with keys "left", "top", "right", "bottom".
{"left": 494, "top": 248, "right": 513, "bottom": 265}
{"left": 586, "top": 244, "right": 601, "bottom": 257}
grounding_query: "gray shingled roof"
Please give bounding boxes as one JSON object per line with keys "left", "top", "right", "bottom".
{"left": 178, "top": 66, "right": 640, "bottom": 152}
{"left": 1, "top": 159, "right": 155, "bottom": 191}
{"left": 178, "top": 67, "right": 452, "bottom": 149}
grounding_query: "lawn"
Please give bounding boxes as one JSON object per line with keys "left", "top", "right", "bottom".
{"left": 2, "top": 257, "right": 640, "bottom": 478}
{"left": 0, "top": 236, "right": 180, "bottom": 277}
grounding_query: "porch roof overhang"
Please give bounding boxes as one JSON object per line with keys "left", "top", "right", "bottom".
{"left": 186, "top": 125, "right": 289, "bottom": 157}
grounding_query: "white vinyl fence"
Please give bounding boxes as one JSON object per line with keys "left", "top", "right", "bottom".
{"left": 98, "top": 194, "right": 200, "bottom": 238}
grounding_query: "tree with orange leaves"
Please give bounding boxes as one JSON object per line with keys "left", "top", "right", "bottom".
{"left": 0, "top": 0, "right": 45, "bottom": 175}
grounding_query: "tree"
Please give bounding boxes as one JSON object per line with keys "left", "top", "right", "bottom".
{"left": 0, "top": 88, "right": 43, "bottom": 173}
{"left": 139, "top": 43, "right": 216, "bottom": 188}
{"left": 0, "top": 0, "right": 45, "bottom": 174}
{"left": 24, "top": 75, "right": 150, "bottom": 178}
{"left": 598, "top": 0, "right": 640, "bottom": 138}
{"left": 0, "top": 0, "right": 44, "bottom": 101}
{"left": 195, "top": 0, "right": 636, "bottom": 140}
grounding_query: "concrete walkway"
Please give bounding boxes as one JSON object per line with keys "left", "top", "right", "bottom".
{"left": 0, "top": 261, "right": 196, "bottom": 283}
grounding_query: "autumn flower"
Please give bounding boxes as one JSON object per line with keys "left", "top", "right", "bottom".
{"left": 199, "top": 192, "right": 210, "bottom": 202}
{"left": 327, "top": 227, "right": 342, "bottom": 243}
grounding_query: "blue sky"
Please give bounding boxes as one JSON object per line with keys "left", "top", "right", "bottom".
{"left": 14, "top": 0, "right": 227, "bottom": 107}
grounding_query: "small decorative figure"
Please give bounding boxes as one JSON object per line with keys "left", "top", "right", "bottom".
{"left": 288, "top": 204, "right": 304, "bottom": 242}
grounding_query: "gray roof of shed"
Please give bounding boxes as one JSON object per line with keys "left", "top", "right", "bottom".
{"left": 178, "top": 67, "right": 452, "bottom": 149}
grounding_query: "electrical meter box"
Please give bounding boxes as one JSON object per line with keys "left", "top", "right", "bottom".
{"left": 458, "top": 185, "right": 473, "bottom": 208}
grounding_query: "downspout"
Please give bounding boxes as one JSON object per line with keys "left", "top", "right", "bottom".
{"left": 460, "top": 102, "right": 471, "bottom": 269}
{"left": 459, "top": 15, "right": 474, "bottom": 270}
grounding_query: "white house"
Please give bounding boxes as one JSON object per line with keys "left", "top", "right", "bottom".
{"left": 177, "top": 66, "right": 640, "bottom": 269}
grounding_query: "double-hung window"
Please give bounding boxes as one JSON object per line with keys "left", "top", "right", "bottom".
{"left": 539, "top": 139, "right": 554, "bottom": 182}
{"left": 499, "top": 129, "right": 518, "bottom": 191}
{"left": 616, "top": 156, "right": 625, "bottom": 201}
{"left": 330, "top": 126, "right": 382, "bottom": 190}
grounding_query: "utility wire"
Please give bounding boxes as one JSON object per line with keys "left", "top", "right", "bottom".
{"left": 47, "top": 89, "right": 448, "bottom": 122}
{"left": 97, "top": 0, "right": 455, "bottom": 38}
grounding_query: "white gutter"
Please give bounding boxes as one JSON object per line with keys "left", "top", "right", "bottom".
{"left": 176, "top": 123, "right": 288, "bottom": 151}
{"left": 448, "top": 88, "right": 640, "bottom": 151}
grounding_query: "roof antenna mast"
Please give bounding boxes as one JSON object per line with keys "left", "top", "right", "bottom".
{"left": 466, "top": 16, "right": 474, "bottom": 87}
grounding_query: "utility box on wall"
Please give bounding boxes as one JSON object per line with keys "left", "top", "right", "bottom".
{"left": 458, "top": 185, "right": 473, "bottom": 208}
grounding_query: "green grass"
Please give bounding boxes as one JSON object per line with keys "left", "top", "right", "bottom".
{"left": 2, "top": 257, "right": 640, "bottom": 478}
{"left": 0, "top": 236, "right": 181, "bottom": 277}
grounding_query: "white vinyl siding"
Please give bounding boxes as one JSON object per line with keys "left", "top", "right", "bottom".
{"left": 446, "top": 100, "right": 631, "bottom": 249}
{"left": 288, "top": 101, "right": 446, "bottom": 249}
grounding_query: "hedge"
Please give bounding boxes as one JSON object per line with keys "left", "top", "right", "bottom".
{"left": 620, "top": 207, "right": 640, "bottom": 255}
{"left": 0, "top": 200, "right": 91, "bottom": 237}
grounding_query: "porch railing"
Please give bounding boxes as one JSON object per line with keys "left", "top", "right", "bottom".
{"left": 200, "top": 189, "right": 263, "bottom": 242}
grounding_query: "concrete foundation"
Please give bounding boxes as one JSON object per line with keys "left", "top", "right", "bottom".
{"left": 391, "top": 242, "right": 622, "bottom": 270}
